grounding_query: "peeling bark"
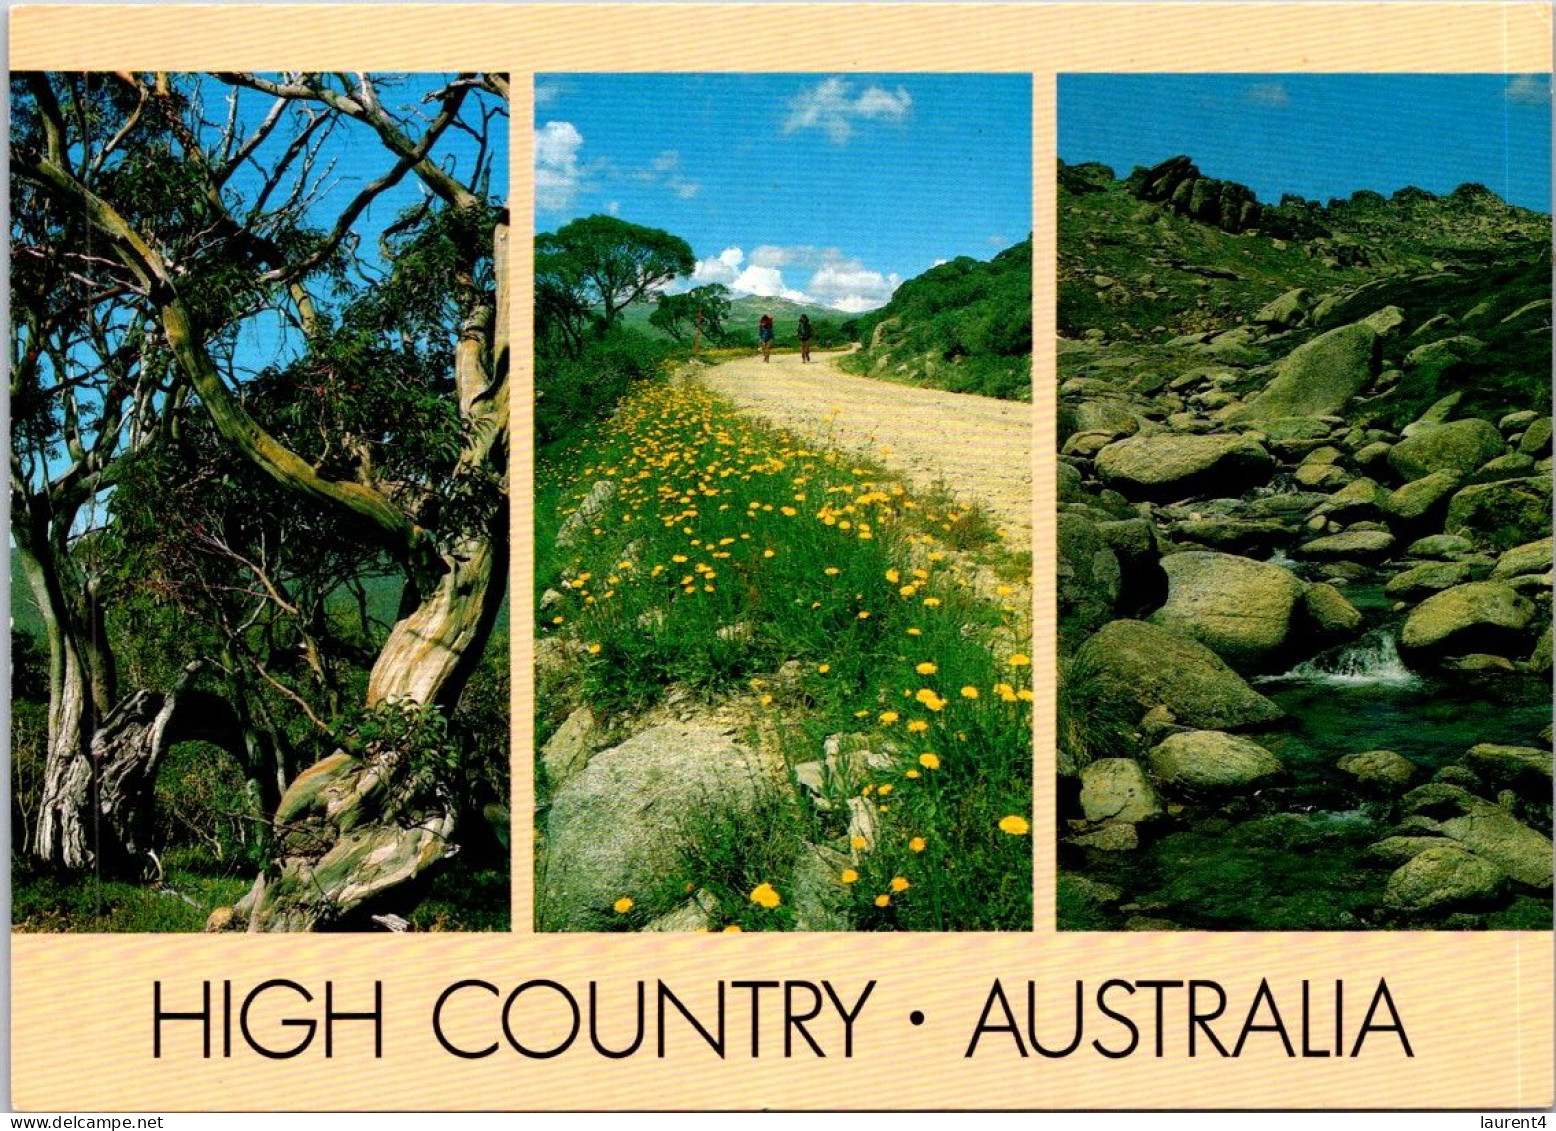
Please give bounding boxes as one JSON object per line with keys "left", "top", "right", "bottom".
{"left": 35, "top": 663, "right": 248, "bottom": 876}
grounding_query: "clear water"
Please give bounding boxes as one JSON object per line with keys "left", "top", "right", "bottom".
{"left": 1067, "top": 610, "right": 1553, "bottom": 931}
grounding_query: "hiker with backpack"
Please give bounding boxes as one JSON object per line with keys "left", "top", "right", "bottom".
{"left": 797, "top": 313, "right": 813, "bottom": 363}
{"left": 758, "top": 313, "right": 774, "bottom": 362}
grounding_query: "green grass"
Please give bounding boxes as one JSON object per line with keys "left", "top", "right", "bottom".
{"left": 536, "top": 376, "right": 1032, "bottom": 931}
{"left": 11, "top": 849, "right": 253, "bottom": 933}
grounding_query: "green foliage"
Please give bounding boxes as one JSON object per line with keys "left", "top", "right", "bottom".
{"left": 844, "top": 239, "right": 1033, "bottom": 401}
{"left": 338, "top": 697, "right": 462, "bottom": 812}
{"left": 536, "top": 324, "right": 673, "bottom": 447}
{"left": 536, "top": 214, "right": 695, "bottom": 324}
{"left": 650, "top": 284, "right": 733, "bottom": 345}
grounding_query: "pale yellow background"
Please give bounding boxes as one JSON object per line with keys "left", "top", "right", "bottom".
{"left": 10, "top": 1, "right": 1555, "bottom": 1111}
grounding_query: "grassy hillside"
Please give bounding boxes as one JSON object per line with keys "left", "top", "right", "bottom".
{"left": 841, "top": 238, "right": 1032, "bottom": 401}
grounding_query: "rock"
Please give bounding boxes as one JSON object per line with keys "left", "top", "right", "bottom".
{"left": 1469, "top": 452, "right": 1538, "bottom": 484}
{"left": 1384, "top": 561, "right": 1473, "bottom": 601}
{"left": 1532, "top": 628, "right": 1553, "bottom": 674}
{"left": 1500, "top": 410, "right": 1540, "bottom": 433}
{"left": 1080, "top": 758, "right": 1163, "bottom": 824}
{"left": 1355, "top": 441, "right": 1394, "bottom": 470}
{"left": 1441, "top": 654, "right": 1517, "bottom": 674}
{"left": 1366, "top": 836, "right": 1447, "bottom": 866}
{"left": 1296, "top": 530, "right": 1396, "bottom": 561}
{"left": 1075, "top": 619, "right": 1285, "bottom": 731}
{"left": 1519, "top": 417, "right": 1552, "bottom": 458}
{"left": 1059, "top": 513, "right": 1124, "bottom": 638}
{"left": 1465, "top": 744, "right": 1552, "bottom": 790}
{"left": 1383, "top": 845, "right": 1507, "bottom": 912}
{"left": 1399, "top": 582, "right": 1536, "bottom": 661}
{"left": 1301, "top": 582, "right": 1364, "bottom": 642}
{"left": 1407, "top": 534, "right": 1474, "bottom": 559}
{"left": 1362, "top": 306, "right": 1406, "bottom": 336}
{"left": 1149, "top": 729, "right": 1284, "bottom": 790}
{"left": 1381, "top": 471, "right": 1462, "bottom": 524}
{"left": 1320, "top": 477, "right": 1387, "bottom": 522}
{"left": 1445, "top": 477, "right": 1553, "bottom": 550}
{"left": 1074, "top": 399, "right": 1140, "bottom": 438}
{"left": 541, "top": 706, "right": 600, "bottom": 787}
{"left": 1336, "top": 749, "right": 1416, "bottom": 791}
{"left": 539, "top": 724, "right": 781, "bottom": 930}
{"left": 555, "top": 480, "right": 618, "bottom": 547}
{"left": 1074, "top": 823, "right": 1139, "bottom": 852}
{"left": 1253, "top": 288, "right": 1312, "bottom": 329}
{"left": 1439, "top": 809, "right": 1553, "bottom": 889}
{"left": 1294, "top": 462, "right": 1353, "bottom": 490}
{"left": 1223, "top": 321, "right": 1380, "bottom": 423}
{"left": 1095, "top": 433, "right": 1275, "bottom": 501}
{"left": 1149, "top": 551, "right": 1303, "bottom": 669}
{"left": 1491, "top": 539, "right": 1553, "bottom": 580}
{"left": 643, "top": 890, "right": 720, "bottom": 932}
{"left": 1407, "top": 391, "right": 1464, "bottom": 432}
{"left": 1401, "top": 782, "right": 1481, "bottom": 821}
{"left": 1388, "top": 419, "right": 1506, "bottom": 481}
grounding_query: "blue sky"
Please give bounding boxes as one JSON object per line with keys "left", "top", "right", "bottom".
{"left": 535, "top": 73, "right": 1032, "bottom": 312}
{"left": 1061, "top": 74, "right": 1552, "bottom": 213}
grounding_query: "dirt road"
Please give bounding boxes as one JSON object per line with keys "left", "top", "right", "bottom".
{"left": 701, "top": 350, "right": 1033, "bottom": 551}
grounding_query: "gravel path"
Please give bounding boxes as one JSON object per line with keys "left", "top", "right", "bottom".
{"left": 701, "top": 350, "right": 1033, "bottom": 551}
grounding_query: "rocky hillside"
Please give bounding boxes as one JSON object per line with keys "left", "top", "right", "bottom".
{"left": 1057, "top": 156, "right": 1552, "bottom": 932}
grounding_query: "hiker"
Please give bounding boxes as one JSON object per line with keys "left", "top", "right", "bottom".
{"left": 797, "top": 313, "right": 813, "bottom": 363}
{"left": 758, "top": 314, "right": 774, "bottom": 362}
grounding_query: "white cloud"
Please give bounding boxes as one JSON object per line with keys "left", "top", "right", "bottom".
{"left": 692, "top": 246, "right": 745, "bottom": 285}
{"left": 535, "top": 121, "right": 586, "bottom": 211}
{"left": 931, "top": 257, "right": 949, "bottom": 267}
{"left": 606, "top": 200, "right": 621, "bottom": 216}
{"left": 987, "top": 233, "right": 1010, "bottom": 248}
{"left": 696, "top": 242, "right": 900, "bottom": 312}
{"left": 1246, "top": 81, "right": 1290, "bottom": 108}
{"left": 1506, "top": 74, "right": 1552, "bottom": 106}
{"left": 535, "top": 81, "right": 564, "bottom": 107}
{"left": 783, "top": 77, "right": 913, "bottom": 144}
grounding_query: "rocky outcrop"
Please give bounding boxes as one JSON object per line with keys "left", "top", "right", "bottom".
{"left": 1094, "top": 433, "right": 1274, "bottom": 501}
{"left": 1074, "top": 620, "right": 1285, "bottom": 731}
{"left": 1149, "top": 551, "right": 1303, "bottom": 670}
{"left": 1148, "top": 729, "right": 1284, "bottom": 791}
{"left": 539, "top": 723, "right": 783, "bottom": 931}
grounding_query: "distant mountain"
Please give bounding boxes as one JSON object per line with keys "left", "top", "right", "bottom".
{"left": 617, "top": 292, "right": 851, "bottom": 341}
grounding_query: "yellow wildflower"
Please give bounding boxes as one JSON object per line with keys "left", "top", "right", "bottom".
{"left": 874, "top": 894, "right": 891, "bottom": 908}
{"left": 915, "top": 662, "right": 938, "bottom": 675}
{"left": 961, "top": 686, "right": 980, "bottom": 699}
{"left": 890, "top": 876, "right": 910, "bottom": 893}
{"left": 1008, "top": 653, "right": 1032, "bottom": 667}
{"left": 879, "top": 711, "right": 900, "bottom": 725}
{"left": 840, "top": 869, "right": 859, "bottom": 884}
{"left": 851, "top": 835, "right": 869, "bottom": 850}
{"left": 919, "top": 753, "right": 940, "bottom": 770}
{"left": 909, "top": 837, "right": 927, "bottom": 853}
{"left": 907, "top": 720, "right": 929, "bottom": 734}
{"left": 613, "top": 897, "right": 634, "bottom": 914}
{"left": 998, "top": 815, "right": 1031, "bottom": 836}
{"left": 749, "top": 883, "right": 781, "bottom": 909}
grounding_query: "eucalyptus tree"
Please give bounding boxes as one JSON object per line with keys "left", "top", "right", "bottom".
{"left": 11, "top": 71, "right": 510, "bottom": 929}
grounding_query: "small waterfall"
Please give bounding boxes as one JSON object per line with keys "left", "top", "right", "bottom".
{"left": 1261, "top": 629, "right": 1420, "bottom": 688}
{"left": 1265, "top": 548, "right": 1297, "bottom": 570}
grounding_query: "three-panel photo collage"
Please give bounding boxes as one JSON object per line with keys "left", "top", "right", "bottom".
{"left": 11, "top": 69, "right": 1552, "bottom": 937}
